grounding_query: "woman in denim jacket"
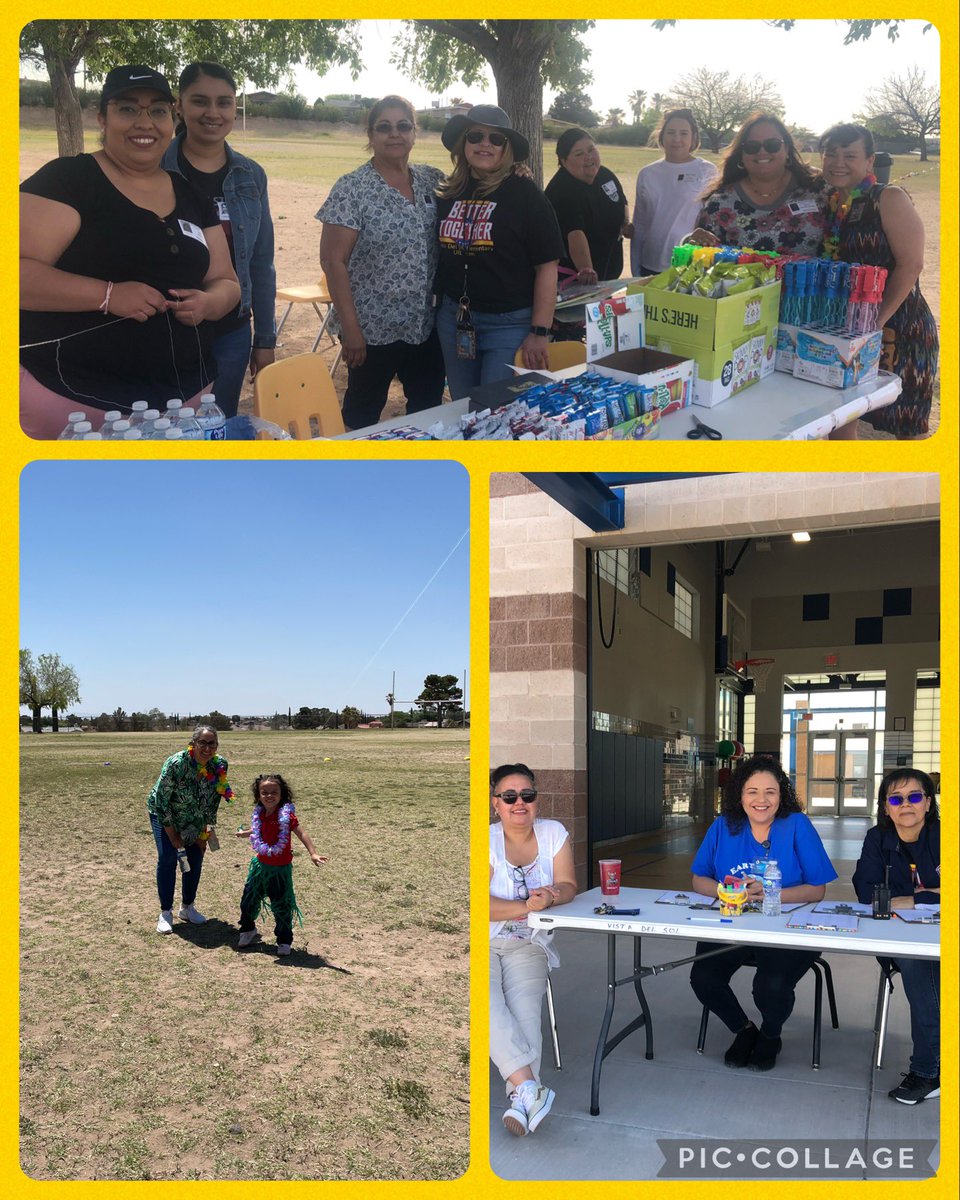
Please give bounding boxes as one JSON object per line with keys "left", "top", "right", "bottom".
{"left": 163, "top": 62, "right": 276, "bottom": 416}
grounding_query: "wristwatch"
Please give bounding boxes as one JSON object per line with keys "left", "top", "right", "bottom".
{"left": 529, "top": 325, "right": 549, "bottom": 337}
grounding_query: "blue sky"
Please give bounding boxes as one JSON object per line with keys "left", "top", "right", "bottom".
{"left": 20, "top": 461, "right": 470, "bottom": 717}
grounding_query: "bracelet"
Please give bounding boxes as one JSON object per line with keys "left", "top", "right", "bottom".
{"left": 529, "top": 325, "right": 549, "bottom": 337}
{"left": 99, "top": 281, "right": 114, "bottom": 315}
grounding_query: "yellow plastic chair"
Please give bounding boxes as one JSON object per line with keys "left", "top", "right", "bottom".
{"left": 275, "top": 275, "right": 343, "bottom": 371}
{"left": 513, "top": 340, "right": 587, "bottom": 371}
{"left": 253, "top": 353, "right": 345, "bottom": 439}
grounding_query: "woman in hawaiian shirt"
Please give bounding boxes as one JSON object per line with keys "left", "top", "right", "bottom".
{"left": 146, "top": 723, "right": 234, "bottom": 933}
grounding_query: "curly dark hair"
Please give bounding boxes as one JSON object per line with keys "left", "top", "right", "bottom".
{"left": 720, "top": 755, "right": 802, "bottom": 834}
{"left": 490, "top": 763, "right": 535, "bottom": 792}
{"left": 708, "top": 111, "right": 819, "bottom": 196}
{"left": 252, "top": 773, "right": 295, "bottom": 806}
{"left": 876, "top": 768, "right": 939, "bottom": 834}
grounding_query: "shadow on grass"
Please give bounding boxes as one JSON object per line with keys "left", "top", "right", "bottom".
{"left": 170, "top": 919, "right": 353, "bottom": 973}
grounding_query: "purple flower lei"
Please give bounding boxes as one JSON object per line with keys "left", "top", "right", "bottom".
{"left": 250, "top": 802, "right": 294, "bottom": 858}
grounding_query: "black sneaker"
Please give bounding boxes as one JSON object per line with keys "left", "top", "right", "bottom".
{"left": 748, "top": 1032, "right": 782, "bottom": 1072}
{"left": 889, "top": 1072, "right": 940, "bottom": 1105}
{"left": 724, "top": 1024, "right": 758, "bottom": 1068}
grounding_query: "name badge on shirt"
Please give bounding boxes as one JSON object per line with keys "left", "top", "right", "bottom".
{"left": 178, "top": 218, "right": 208, "bottom": 246}
{"left": 601, "top": 179, "right": 619, "bottom": 201}
{"left": 786, "top": 197, "right": 820, "bottom": 215}
{"left": 423, "top": 193, "right": 435, "bottom": 208}
{"left": 215, "top": 197, "right": 230, "bottom": 222}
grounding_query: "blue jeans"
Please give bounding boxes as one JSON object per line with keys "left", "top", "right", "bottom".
{"left": 436, "top": 297, "right": 532, "bottom": 400}
{"left": 895, "top": 957, "right": 940, "bottom": 1077}
{"left": 211, "top": 321, "right": 253, "bottom": 418}
{"left": 150, "top": 812, "right": 206, "bottom": 911}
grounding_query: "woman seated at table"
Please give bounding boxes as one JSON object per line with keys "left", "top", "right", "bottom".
{"left": 819, "top": 123, "right": 938, "bottom": 440}
{"left": 19, "top": 64, "right": 240, "bottom": 439}
{"left": 852, "top": 768, "right": 940, "bottom": 1105}
{"left": 687, "top": 113, "right": 826, "bottom": 257}
{"left": 689, "top": 755, "right": 837, "bottom": 1071}
{"left": 545, "top": 128, "right": 631, "bottom": 286}
{"left": 490, "top": 763, "right": 577, "bottom": 1137}
{"left": 436, "top": 105, "right": 564, "bottom": 399}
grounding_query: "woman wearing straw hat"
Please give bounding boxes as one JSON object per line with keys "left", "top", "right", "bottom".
{"left": 435, "top": 105, "right": 564, "bottom": 399}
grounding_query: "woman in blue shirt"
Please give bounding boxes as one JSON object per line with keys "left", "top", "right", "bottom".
{"left": 689, "top": 756, "right": 837, "bottom": 1071}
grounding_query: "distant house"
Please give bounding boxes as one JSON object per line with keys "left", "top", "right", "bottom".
{"left": 324, "top": 95, "right": 366, "bottom": 114}
{"left": 419, "top": 102, "right": 472, "bottom": 122}
{"left": 246, "top": 91, "right": 278, "bottom": 106}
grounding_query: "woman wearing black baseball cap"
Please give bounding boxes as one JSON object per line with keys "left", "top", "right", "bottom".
{"left": 434, "top": 104, "right": 563, "bottom": 399}
{"left": 20, "top": 64, "right": 240, "bottom": 438}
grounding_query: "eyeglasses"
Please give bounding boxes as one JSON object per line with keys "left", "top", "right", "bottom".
{"left": 109, "top": 100, "right": 174, "bottom": 121}
{"left": 742, "top": 137, "right": 784, "bottom": 156}
{"left": 466, "top": 129, "right": 508, "bottom": 147}
{"left": 494, "top": 789, "right": 538, "bottom": 804}
{"left": 373, "top": 120, "right": 415, "bottom": 134}
{"left": 195, "top": 738, "right": 218, "bottom": 749}
{"left": 511, "top": 865, "right": 530, "bottom": 901}
{"left": 887, "top": 791, "right": 926, "bottom": 807}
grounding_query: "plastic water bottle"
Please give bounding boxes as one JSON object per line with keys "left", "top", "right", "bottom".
{"left": 177, "top": 406, "right": 204, "bottom": 440}
{"left": 139, "top": 409, "right": 161, "bottom": 439}
{"left": 107, "top": 419, "right": 132, "bottom": 440}
{"left": 82, "top": 431, "right": 104, "bottom": 440}
{"left": 164, "top": 398, "right": 183, "bottom": 426}
{"left": 128, "top": 400, "right": 149, "bottom": 430}
{"left": 100, "top": 410, "right": 122, "bottom": 438}
{"left": 72, "top": 420, "right": 93, "bottom": 439}
{"left": 57, "top": 412, "right": 88, "bottom": 440}
{"left": 196, "top": 394, "right": 227, "bottom": 441}
{"left": 164, "top": 426, "right": 184, "bottom": 441}
{"left": 762, "top": 860, "right": 782, "bottom": 917}
{"left": 122, "top": 428, "right": 143, "bottom": 441}
{"left": 149, "top": 417, "right": 173, "bottom": 440}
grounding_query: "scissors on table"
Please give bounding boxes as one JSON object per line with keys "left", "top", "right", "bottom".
{"left": 687, "top": 415, "right": 722, "bottom": 440}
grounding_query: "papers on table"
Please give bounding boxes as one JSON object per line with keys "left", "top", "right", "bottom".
{"left": 813, "top": 901, "right": 873, "bottom": 917}
{"left": 655, "top": 891, "right": 718, "bottom": 909}
{"left": 787, "top": 912, "right": 859, "bottom": 934}
{"left": 894, "top": 905, "right": 940, "bottom": 924}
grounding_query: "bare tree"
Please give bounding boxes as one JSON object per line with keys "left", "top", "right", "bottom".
{"left": 668, "top": 67, "right": 783, "bottom": 152}
{"left": 858, "top": 67, "right": 940, "bottom": 160}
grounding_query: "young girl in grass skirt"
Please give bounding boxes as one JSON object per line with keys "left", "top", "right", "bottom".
{"left": 235, "top": 774, "right": 327, "bottom": 956}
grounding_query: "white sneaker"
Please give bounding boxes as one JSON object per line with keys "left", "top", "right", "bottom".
{"left": 502, "top": 1090, "right": 528, "bottom": 1136}
{"left": 156, "top": 910, "right": 174, "bottom": 934}
{"left": 237, "top": 929, "right": 259, "bottom": 948}
{"left": 277, "top": 944, "right": 292, "bottom": 956}
{"left": 518, "top": 1080, "right": 555, "bottom": 1133}
{"left": 177, "top": 904, "right": 206, "bottom": 924}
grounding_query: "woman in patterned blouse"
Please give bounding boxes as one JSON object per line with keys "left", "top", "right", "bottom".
{"left": 318, "top": 96, "right": 446, "bottom": 431}
{"left": 687, "top": 113, "right": 827, "bottom": 257}
{"left": 146, "top": 724, "right": 230, "bottom": 934}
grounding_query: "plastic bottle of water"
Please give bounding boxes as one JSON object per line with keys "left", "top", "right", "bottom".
{"left": 177, "top": 406, "right": 204, "bottom": 441}
{"left": 196, "top": 394, "right": 227, "bottom": 441}
{"left": 164, "top": 398, "right": 183, "bottom": 427}
{"left": 165, "top": 426, "right": 184, "bottom": 441}
{"left": 72, "top": 421, "right": 94, "bottom": 439}
{"left": 82, "top": 431, "right": 104, "bottom": 440}
{"left": 108, "top": 419, "right": 132, "bottom": 440}
{"left": 100, "top": 410, "right": 122, "bottom": 439}
{"left": 139, "top": 409, "right": 161, "bottom": 439}
{"left": 128, "top": 400, "right": 149, "bottom": 430}
{"left": 57, "top": 412, "right": 88, "bottom": 440}
{"left": 762, "top": 860, "right": 782, "bottom": 917}
{"left": 122, "top": 428, "right": 143, "bottom": 441}
{"left": 149, "top": 417, "right": 173, "bottom": 441}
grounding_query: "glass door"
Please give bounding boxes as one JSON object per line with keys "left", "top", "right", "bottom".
{"left": 807, "top": 731, "right": 875, "bottom": 815}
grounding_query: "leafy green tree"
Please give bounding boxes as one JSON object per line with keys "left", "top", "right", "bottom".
{"left": 37, "top": 652, "right": 81, "bottom": 733}
{"left": 20, "top": 19, "right": 362, "bottom": 156}
{"left": 392, "top": 20, "right": 594, "bottom": 186}
{"left": 112, "top": 707, "right": 128, "bottom": 732}
{"left": 340, "top": 705, "right": 362, "bottom": 729}
{"left": 667, "top": 67, "right": 782, "bottom": 152}
{"left": 417, "top": 674, "right": 463, "bottom": 728}
{"left": 19, "top": 650, "right": 44, "bottom": 734}
{"left": 547, "top": 89, "right": 599, "bottom": 128}
{"left": 857, "top": 68, "right": 939, "bottom": 160}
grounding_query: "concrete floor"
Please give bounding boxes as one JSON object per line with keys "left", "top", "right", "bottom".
{"left": 490, "top": 816, "right": 940, "bottom": 1181}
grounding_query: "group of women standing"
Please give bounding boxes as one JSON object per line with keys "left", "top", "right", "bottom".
{"left": 490, "top": 757, "right": 940, "bottom": 1137}
{"left": 21, "top": 79, "right": 937, "bottom": 438}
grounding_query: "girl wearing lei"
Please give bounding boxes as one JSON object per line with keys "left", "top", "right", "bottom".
{"left": 236, "top": 774, "right": 328, "bottom": 956}
{"left": 819, "top": 123, "right": 939, "bottom": 440}
{"left": 146, "top": 723, "right": 234, "bottom": 934}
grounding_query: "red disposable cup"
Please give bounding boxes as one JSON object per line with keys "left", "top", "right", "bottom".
{"left": 599, "top": 859, "right": 622, "bottom": 896}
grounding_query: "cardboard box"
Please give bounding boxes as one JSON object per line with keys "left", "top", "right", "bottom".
{"left": 630, "top": 279, "right": 781, "bottom": 350}
{"left": 589, "top": 408, "right": 661, "bottom": 441}
{"left": 792, "top": 326, "right": 882, "bottom": 390}
{"left": 775, "top": 323, "right": 799, "bottom": 373}
{"left": 585, "top": 293, "right": 644, "bottom": 361}
{"left": 644, "top": 325, "right": 777, "bottom": 408}
{"left": 590, "top": 347, "right": 696, "bottom": 416}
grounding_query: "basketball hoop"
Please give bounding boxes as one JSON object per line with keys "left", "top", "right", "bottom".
{"left": 733, "top": 657, "right": 776, "bottom": 694}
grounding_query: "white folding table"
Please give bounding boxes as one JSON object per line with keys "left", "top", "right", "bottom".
{"left": 528, "top": 886, "right": 939, "bottom": 1115}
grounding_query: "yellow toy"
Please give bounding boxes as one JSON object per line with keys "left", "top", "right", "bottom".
{"left": 717, "top": 878, "right": 749, "bottom": 917}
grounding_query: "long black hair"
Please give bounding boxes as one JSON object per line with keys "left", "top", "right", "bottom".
{"left": 720, "top": 754, "right": 802, "bottom": 834}
{"left": 175, "top": 61, "right": 238, "bottom": 137}
{"left": 876, "top": 768, "right": 939, "bottom": 834}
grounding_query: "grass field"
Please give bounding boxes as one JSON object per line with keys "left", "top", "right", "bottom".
{"left": 19, "top": 729, "right": 470, "bottom": 1181}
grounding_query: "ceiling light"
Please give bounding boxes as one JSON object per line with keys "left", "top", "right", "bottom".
{"left": 792, "top": 531, "right": 811, "bottom": 543}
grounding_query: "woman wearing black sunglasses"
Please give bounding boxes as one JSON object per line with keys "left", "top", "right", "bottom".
{"left": 852, "top": 769, "right": 940, "bottom": 1106}
{"left": 319, "top": 96, "right": 447, "bottom": 430}
{"left": 489, "top": 763, "right": 576, "bottom": 1138}
{"left": 687, "top": 112, "right": 827, "bottom": 257}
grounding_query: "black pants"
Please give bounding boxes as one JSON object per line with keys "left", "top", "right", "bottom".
{"left": 690, "top": 943, "right": 821, "bottom": 1038}
{"left": 239, "top": 869, "right": 294, "bottom": 945}
{"left": 341, "top": 330, "right": 446, "bottom": 430}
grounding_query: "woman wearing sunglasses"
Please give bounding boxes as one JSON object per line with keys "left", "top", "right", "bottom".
{"left": 687, "top": 113, "right": 826, "bottom": 257}
{"left": 490, "top": 763, "right": 576, "bottom": 1138}
{"left": 852, "top": 769, "right": 940, "bottom": 1105}
{"left": 319, "top": 96, "right": 447, "bottom": 430}
{"left": 436, "top": 105, "right": 564, "bottom": 399}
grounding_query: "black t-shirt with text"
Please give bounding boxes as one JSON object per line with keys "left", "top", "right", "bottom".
{"left": 435, "top": 173, "right": 564, "bottom": 313}
{"left": 545, "top": 164, "right": 627, "bottom": 281}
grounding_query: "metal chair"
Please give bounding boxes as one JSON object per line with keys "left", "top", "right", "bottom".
{"left": 544, "top": 973, "right": 562, "bottom": 1071}
{"left": 275, "top": 275, "right": 343, "bottom": 372}
{"left": 697, "top": 954, "right": 839, "bottom": 1069}
{"left": 872, "top": 959, "right": 900, "bottom": 1069}
{"left": 253, "top": 353, "right": 345, "bottom": 439}
{"left": 513, "top": 340, "right": 586, "bottom": 371}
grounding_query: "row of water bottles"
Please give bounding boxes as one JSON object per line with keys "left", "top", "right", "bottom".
{"left": 58, "top": 395, "right": 226, "bottom": 441}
